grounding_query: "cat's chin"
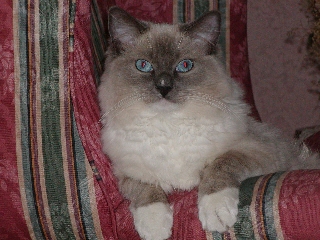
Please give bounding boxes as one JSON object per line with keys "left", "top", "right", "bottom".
{"left": 150, "top": 99, "right": 181, "bottom": 112}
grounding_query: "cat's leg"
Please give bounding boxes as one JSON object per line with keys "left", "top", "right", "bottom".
{"left": 198, "top": 150, "right": 260, "bottom": 233}
{"left": 119, "top": 177, "right": 173, "bottom": 240}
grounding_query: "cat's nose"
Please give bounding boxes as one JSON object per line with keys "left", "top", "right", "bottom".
{"left": 155, "top": 73, "right": 173, "bottom": 97}
{"left": 157, "top": 85, "right": 173, "bottom": 97}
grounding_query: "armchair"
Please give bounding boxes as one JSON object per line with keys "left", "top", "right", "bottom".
{"left": 0, "top": 0, "right": 319, "bottom": 239}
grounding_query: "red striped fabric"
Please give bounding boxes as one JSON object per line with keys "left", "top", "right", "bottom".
{"left": 0, "top": 1, "right": 30, "bottom": 239}
{"left": 279, "top": 170, "right": 320, "bottom": 239}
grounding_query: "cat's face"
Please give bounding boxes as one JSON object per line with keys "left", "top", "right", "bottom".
{"left": 100, "top": 7, "right": 235, "bottom": 114}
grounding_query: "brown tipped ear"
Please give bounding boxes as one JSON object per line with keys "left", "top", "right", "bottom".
{"left": 180, "top": 11, "right": 221, "bottom": 53}
{"left": 108, "top": 7, "right": 149, "bottom": 49}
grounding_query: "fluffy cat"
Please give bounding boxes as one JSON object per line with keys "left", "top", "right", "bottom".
{"left": 98, "top": 7, "right": 319, "bottom": 240}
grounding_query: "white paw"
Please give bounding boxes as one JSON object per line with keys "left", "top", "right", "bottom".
{"left": 131, "top": 202, "right": 173, "bottom": 240}
{"left": 198, "top": 188, "right": 239, "bottom": 233}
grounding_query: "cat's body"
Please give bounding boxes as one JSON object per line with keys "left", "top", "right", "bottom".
{"left": 99, "top": 7, "right": 319, "bottom": 240}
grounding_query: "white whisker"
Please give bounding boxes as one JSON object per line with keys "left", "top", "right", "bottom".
{"left": 100, "top": 91, "right": 243, "bottom": 129}
{"left": 100, "top": 92, "right": 148, "bottom": 129}
{"left": 183, "top": 92, "right": 242, "bottom": 121}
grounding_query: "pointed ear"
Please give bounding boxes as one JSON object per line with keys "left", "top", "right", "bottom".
{"left": 108, "top": 7, "right": 149, "bottom": 48}
{"left": 180, "top": 11, "right": 221, "bottom": 53}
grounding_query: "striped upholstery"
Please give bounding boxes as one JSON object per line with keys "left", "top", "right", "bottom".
{"left": 211, "top": 170, "right": 320, "bottom": 240}
{"left": 1, "top": 0, "right": 319, "bottom": 239}
{"left": 10, "top": 0, "right": 104, "bottom": 239}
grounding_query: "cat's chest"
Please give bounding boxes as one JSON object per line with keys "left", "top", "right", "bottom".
{"left": 102, "top": 108, "right": 241, "bottom": 191}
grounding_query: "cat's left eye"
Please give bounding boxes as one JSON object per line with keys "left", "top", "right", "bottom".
{"left": 136, "top": 59, "right": 153, "bottom": 73}
{"left": 176, "top": 59, "right": 193, "bottom": 73}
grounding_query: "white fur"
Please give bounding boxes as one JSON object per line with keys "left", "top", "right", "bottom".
{"left": 101, "top": 100, "right": 247, "bottom": 192}
{"left": 198, "top": 188, "right": 239, "bottom": 233}
{"left": 131, "top": 202, "right": 173, "bottom": 240}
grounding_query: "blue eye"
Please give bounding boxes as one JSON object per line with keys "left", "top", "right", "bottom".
{"left": 176, "top": 59, "right": 193, "bottom": 73}
{"left": 136, "top": 59, "right": 153, "bottom": 72}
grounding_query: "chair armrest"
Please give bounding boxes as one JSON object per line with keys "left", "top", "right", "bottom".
{"left": 212, "top": 170, "right": 320, "bottom": 239}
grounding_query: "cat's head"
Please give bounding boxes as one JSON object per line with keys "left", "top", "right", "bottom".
{"left": 100, "top": 7, "right": 241, "bottom": 115}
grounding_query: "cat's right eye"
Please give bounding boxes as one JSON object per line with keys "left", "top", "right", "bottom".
{"left": 136, "top": 59, "right": 153, "bottom": 73}
{"left": 175, "top": 59, "right": 193, "bottom": 73}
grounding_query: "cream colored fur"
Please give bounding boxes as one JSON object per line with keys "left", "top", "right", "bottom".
{"left": 100, "top": 99, "right": 247, "bottom": 192}
{"left": 131, "top": 202, "right": 173, "bottom": 240}
{"left": 198, "top": 188, "right": 239, "bottom": 232}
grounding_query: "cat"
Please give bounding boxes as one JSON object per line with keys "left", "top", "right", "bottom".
{"left": 98, "top": 6, "right": 319, "bottom": 240}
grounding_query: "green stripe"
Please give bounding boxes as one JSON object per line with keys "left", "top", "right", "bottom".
{"left": 91, "top": 0, "right": 106, "bottom": 45}
{"left": 18, "top": 0, "right": 45, "bottom": 238}
{"left": 69, "top": 0, "right": 76, "bottom": 50}
{"left": 18, "top": 0, "right": 100, "bottom": 238}
{"left": 233, "top": 176, "right": 259, "bottom": 239}
{"left": 218, "top": 0, "right": 227, "bottom": 66}
{"left": 91, "top": 18, "right": 105, "bottom": 84}
{"left": 70, "top": 2, "right": 98, "bottom": 238}
{"left": 39, "top": 1, "right": 75, "bottom": 239}
{"left": 212, "top": 230, "right": 223, "bottom": 240}
{"left": 91, "top": 0, "right": 108, "bottom": 85}
{"left": 177, "top": 0, "right": 185, "bottom": 23}
{"left": 72, "top": 114, "right": 99, "bottom": 240}
{"left": 176, "top": 0, "right": 210, "bottom": 23}
{"left": 194, "top": 0, "right": 209, "bottom": 19}
{"left": 212, "top": 176, "right": 259, "bottom": 239}
{"left": 263, "top": 172, "right": 284, "bottom": 239}
{"left": 175, "top": 0, "right": 227, "bottom": 66}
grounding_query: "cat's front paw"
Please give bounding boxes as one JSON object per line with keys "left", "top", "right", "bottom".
{"left": 131, "top": 202, "right": 173, "bottom": 240}
{"left": 198, "top": 188, "right": 239, "bottom": 233}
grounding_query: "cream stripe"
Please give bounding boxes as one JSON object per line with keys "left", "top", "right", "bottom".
{"left": 85, "top": 157, "right": 104, "bottom": 239}
{"left": 209, "top": 0, "right": 213, "bottom": 10}
{"left": 209, "top": 0, "right": 217, "bottom": 11}
{"left": 13, "top": 1, "right": 36, "bottom": 239}
{"left": 190, "top": 0, "right": 195, "bottom": 21}
{"left": 273, "top": 172, "right": 288, "bottom": 240}
{"left": 172, "top": 0, "right": 178, "bottom": 24}
{"left": 225, "top": 0, "right": 231, "bottom": 75}
{"left": 58, "top": 1, "right": 81, "bottom": 239}
{"left": 205, "top": 231, "right": 214, "bottom": 240}
{"left": 249, "top": 176, "right": 263, "bottom": 240}
{"left": 229, "top": 227, "right": 237, "bottom": 239}
{"left": 33, "top": 0, "right": 56, "bottom": 238}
